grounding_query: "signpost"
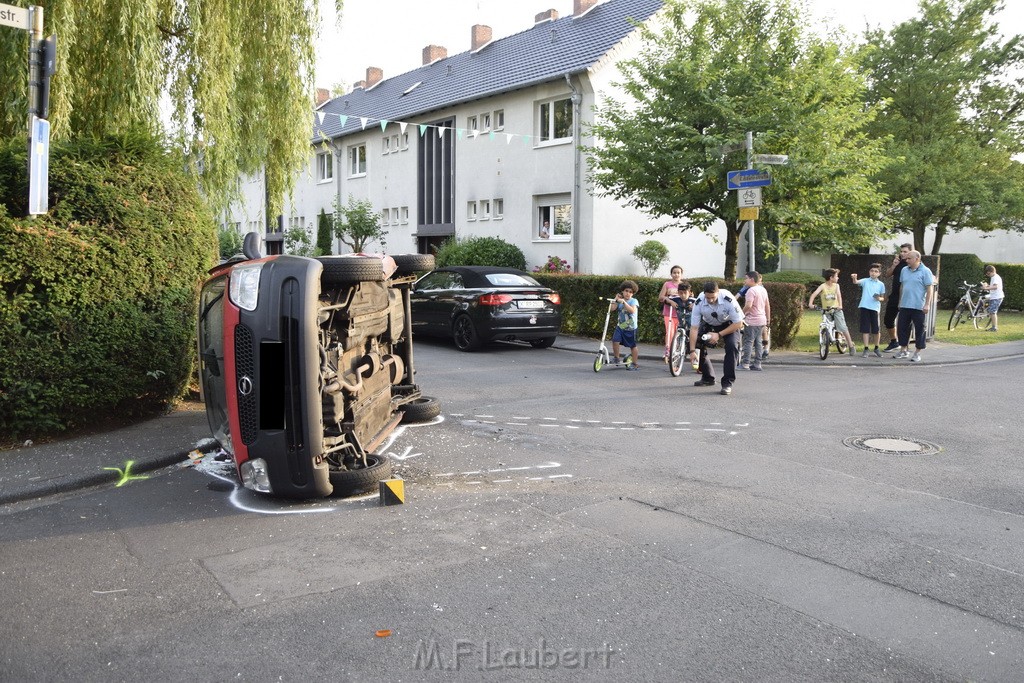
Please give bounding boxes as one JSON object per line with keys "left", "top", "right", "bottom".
{"left": 752, "top": 154, "right": 789, "bottom": 165}
{"left": 738, "top": 187, "right": 761, "bottom": 208}
{"left": 727, "top": 169, "right": 772, "bottom": 190}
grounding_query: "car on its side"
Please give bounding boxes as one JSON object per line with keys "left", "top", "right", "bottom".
{"left": 409, "top": 266, "right": 562, "bottom": 351}
{"left": 196, "top": 233, "right": 440, "bottom": 498}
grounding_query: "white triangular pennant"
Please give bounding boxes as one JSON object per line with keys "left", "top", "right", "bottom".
{"left": 506, "top": 133, "right": 514, "bottom": 144}
{"left": 437, "top": 126, "right": 446, "bottom": 139}
{"left": 399, "top": 122, "right": 408, "bottom": 135}
{"left": 316, "top": 112, "right": 325, "bottom": 125}
{"left": 360, "top": 117, "right": 369, "bottom": 130}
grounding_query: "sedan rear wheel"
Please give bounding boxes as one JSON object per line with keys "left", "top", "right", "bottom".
{"left": 452, "top": 315, "right": 481, "bottom": 351}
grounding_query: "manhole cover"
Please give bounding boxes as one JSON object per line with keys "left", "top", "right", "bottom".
{"left": 843, "top": 436, "right": 941, "bottom": 456}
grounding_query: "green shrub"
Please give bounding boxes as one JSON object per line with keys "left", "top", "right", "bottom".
{"left": 631, "top": 240, "right": 669, "bottom": 277}
{"left": 434, "top": 236, "right": 526, "bottom": 270}
{"left": 0, "top": 132, "right": 217, "bottom": 438}
{"left": 316, "top": 208, "right": 333, "bottom": 256}
{"left": 218, "top": 225, "right": 243, "bottom": 260}
{"left": 993, "top": 263, "right": 1024, "bottom": 310}
{"left": 936, "top": 253, "right": 986, "bottom": 306}
{"left": 762, "top": 269, "right": 824, "bottom": 296}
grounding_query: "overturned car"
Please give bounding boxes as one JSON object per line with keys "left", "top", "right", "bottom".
{"left": 197, "top": 234, "right": 439, "bottom": 498}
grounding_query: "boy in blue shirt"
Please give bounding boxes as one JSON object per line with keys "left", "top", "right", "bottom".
{"left": 850, "top": 264, "right": 887, "bottom": 358}
{"left": 610, "top": 280, "right": 640, "bottom": 370}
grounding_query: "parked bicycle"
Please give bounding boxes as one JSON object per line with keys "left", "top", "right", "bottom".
{"left": 814, "top": 307, "right": 849, "bottom": 360}
{"left": 947, "top": 281, "right": 990, "bottom": 331}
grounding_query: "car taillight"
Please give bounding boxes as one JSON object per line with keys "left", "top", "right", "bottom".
{"left": 479, "top": 294, "right": 514, "bottom": 306}
{"left": 546, "top": 293, "right": 561, "bottom": 305}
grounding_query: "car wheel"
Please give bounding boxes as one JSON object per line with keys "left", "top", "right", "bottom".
{"left": 399, "top": 396, "right": 441, "bottom": 423}
{"left": 529, "top": 336, "right": 556, "bottom": 349}
{"left": 328, "top": 454, "right": 392, "bottom": 497}
{"left": 317, "top": 256, "right": 385, "bottom": 285}
{"left": 452, "top": 315, "right": 481, "bottom": 351}
{"left": 391, "top": 254, "right": 435, "bottom": 276}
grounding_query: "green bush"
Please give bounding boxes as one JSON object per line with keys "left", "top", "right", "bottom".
{"left": 936, "top": 253, "right": 985, "bottom": 306}
{"left": 993, "top": 263, "right": 1024, "bottom": 310}
{"left": 762, "top": 269, "right": 824, "bottom": 296}
{"left": 531, "top": 273, "right": 804, "bottom": 349}
{"left": 631, "top": 240, "right": 669, "bottom": 277}
{"left": 0, "top": 132, "right": 217, "bottom": 438}
{"left": 218, "top": 225, "right": 243, "bottom": 260}
{"left": 434, "top": 236, "right": 526, "bottom": 270}
{"left": 316, "top": 208, "right": 333, "bottom": 256}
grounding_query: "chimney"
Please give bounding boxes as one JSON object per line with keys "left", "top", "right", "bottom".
{"left": 535, "top": 9, "right": 559, "bottom": 23}
{"left": 365, "top": 66, "right": 383, "bottom": 88}
{"left": 353, "top": 80, "right": 366, "bottom": 91}
{"left": 574, "top": 0, "right": 598, "bottom": 15}
{"left": 471, "top": 24, "right": 492, "bottom": 51}
{"left": 314, "top": 87, "right": 330, "bottom": 107}
{"left": 422, "top": 44, "right": 447, "bottom": 65}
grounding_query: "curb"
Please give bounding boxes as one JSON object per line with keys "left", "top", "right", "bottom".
{"left": 0, "top": 444, "right": 220, "bottom": 507}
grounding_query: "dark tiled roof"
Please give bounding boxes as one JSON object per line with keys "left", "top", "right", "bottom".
{"left": 313, "top": 0, "right": 662, "bottom": 142}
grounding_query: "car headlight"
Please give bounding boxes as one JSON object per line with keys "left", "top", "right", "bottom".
{"left": 240, "top": 458, "right": 273, "bottom": 493}
{"left": 229, "top": 263, "right": 264, "bottom": 311}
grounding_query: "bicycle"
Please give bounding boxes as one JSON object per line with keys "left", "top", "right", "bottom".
{"left": 815, "top": 307, "right": 848, "bottom": 360}
{"left": 947, "top": 281, "right": 990, "bottom": 330}
{"left": 667, "top": 298, "right": 695, "bottom": 377}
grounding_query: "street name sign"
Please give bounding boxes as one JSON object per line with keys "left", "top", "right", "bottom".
{"left": 727, "top": 169, "right": 771, "bottom": 190}
{"left": 737, "top": 187, "right": 762, "bottom": 207}
{"left": 752, "top": 154, "right": 789, "bottom": 165}
{"left": 0, "top": 3, "right": 29, "bottom": 29}
{"left": 718, "top": 141, "right": 745, "bottom": 155}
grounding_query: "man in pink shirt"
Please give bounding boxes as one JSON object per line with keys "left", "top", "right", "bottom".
{"left": 740, "top": 271, "right": 770, "bottom": 371}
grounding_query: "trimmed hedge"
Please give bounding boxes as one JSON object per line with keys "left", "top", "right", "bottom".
{"left": 0, "top": 133, "right": 217, "bottom": 438}
{"left": 937, "top": 254, "right": 1022, "bottom": 310}
{"left": 435, "top": 236, "right": 527, "bottom": 270}
{"left": 531, "top": 274, "right": 805, "bottom": 349}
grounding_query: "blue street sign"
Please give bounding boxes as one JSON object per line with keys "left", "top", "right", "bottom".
{"left": 727, "top": 169, "right": 771, "bottom": 190}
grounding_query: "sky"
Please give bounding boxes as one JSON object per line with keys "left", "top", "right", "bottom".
{"left": 315, "top": 0, "right": 1023, "bottom": 90}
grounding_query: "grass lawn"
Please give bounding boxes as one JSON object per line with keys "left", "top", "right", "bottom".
{"left": 788, "top": 308, "right": 1024, "bottom": 353}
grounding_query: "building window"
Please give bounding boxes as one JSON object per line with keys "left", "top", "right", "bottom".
{"left": 467, "top": 115, "right": 478, "bottom": 133}
{"left": 401, "top": 207, "right": 409, "bottom": 224}
{"left": 538, "top": 98, "right": 572, "bottom": 143}
{"left": 382, "top": 208, "right": 390, "bottom": 225}
{"left": 382, "top": 137, "right": 390, "bottom": 154}
{"left": 536, "top": 197, "right": 572, "bottom": 240}
{"left": 392, "top": 207, "right": 399, "bottom": 225}
{"left": 467, "top": 201, "right": 477, "bottom": 221}
{"left": 479, "top": 199, "right": 491, "bottom": 220}
{"left": 316, "top": 151, "right": 333, "bottom": 182}
{"left": 401, "top": 132, "right": 410, "bottom": 150}
{"left": 482, "top": 112, "right": 491, "bottom": 132}
{"left": 289, "top": 216, "right": 305, "bottom": 229}
{"left": 349, "top": 144, "right": 366, "bottom": 176}
{"left": 493, "top": 198, "right": 503, "bottom": 219}
{"left": 391, "top": 135, "right": 400, "bottom": 152}
{"left": 494, "top": 110, "right": 504, "bottom": 131}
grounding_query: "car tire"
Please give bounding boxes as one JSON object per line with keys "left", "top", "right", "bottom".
{"left": 452, "top": 315, "right": 481, "bottom": 351}
{"left": 328, "top": 454, "right": 392, "bottom": 497}
{"left": 399, "top": 396, "right": 441, "bottom": 423}
{"left": 529, "top": 336, "right": 556, "bottom": 349}
{"left": 392, "top": 254, "right": 435, "bottom": 276}
{"left": 317, "top": 256, "right": 385, "bottom": 285}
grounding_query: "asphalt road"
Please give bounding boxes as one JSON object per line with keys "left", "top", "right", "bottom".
{"left": 2, "top": 340, "right": 1022, "bottom": 681}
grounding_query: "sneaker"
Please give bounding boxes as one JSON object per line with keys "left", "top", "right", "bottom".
{"left": 893, "top": 350, "right": 910, "bottom": 359}
{"left": 720, "top": 385, "right": 732, "bottom": 395}
{"left": 739, "top": 363, "right": 750, "bottom": 370}
{"left": 883, "top": 340, "right": 900, "bottom": 352}
{"left": 749, "top": 365, "right": 763, "bottom": 371}
{"left": 626, "top": 364, "right": 641, "bottom": 371}
{"left": 694, "top": 379, "right": 715, "bottom": 387}
{"left": 861, "top": 348, "right": 869, "bottom": 358}
{"left": 611, "top": 356, "right": 621, "bottom": 365}
{"left": 663, "top": 353, "right": 670, "bottom": 363}
{"left": 987, "top": 328, "right": 999, "bottom": 332}
{"left": 910, "top": 353, "right": 922, "bottom": 362}
{"left": 873, "top": 348, "right": 882, "bottom": 358}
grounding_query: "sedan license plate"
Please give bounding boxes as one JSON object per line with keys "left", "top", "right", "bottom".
{"left": 517, "top": 300, "right": 544, "bottom": 309}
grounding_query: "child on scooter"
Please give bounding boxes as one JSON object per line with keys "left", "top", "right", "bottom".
{"left": 610, "top": 280, "right": 640, "bottom": 370}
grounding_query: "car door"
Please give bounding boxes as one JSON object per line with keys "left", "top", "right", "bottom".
{"left": 411, "top": 271, "right": 463, "bottom": 334}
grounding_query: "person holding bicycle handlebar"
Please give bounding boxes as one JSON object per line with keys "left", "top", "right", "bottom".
{"left": 689, "top": 281, "right": 744, "bottom": 396}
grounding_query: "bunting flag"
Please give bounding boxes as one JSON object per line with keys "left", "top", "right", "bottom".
{"left": 312, "top": 107, "right": 545, "bottom": 145}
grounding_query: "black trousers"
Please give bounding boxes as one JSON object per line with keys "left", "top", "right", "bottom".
{"left": 897, "top": 308, "right": 926, "bottom": 350}
{"left": 698, "top": 323, "right": 739, "bottom": 387}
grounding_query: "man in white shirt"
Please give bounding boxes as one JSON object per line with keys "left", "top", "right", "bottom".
{"left": 981, "top": 265, "right": 1004, "bottom": 332}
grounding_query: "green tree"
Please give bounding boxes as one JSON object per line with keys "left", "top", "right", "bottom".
{"left": 586, "top": 0, "right": 891, "bottom": 279}
{"left": 631, "top": 240, "right": 670, "bottom": 277}
{"left": 285, "top": 225, "right": 316, "bottom": 257}
{"left": 316, "top": 208, "right": 334, "bottom": 256}
{"left": 862, "top": 0, "right": 1024, "bottom": 253}
{"left": 0, "top": 0, "right": 343, "bottom": 216}
{"left": 217, "top": 224, "right": 243, "bottom": 260}
{"left": 333, "top": 196, "right": 387, "bottom": 253}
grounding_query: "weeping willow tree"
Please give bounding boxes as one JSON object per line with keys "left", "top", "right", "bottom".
{"left": 0, "top": 0, "right": 340, "bottom": 214}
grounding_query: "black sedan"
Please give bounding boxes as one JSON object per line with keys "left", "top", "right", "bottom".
{"left": 410, "top": 266, "right": 562, "bottom": 351}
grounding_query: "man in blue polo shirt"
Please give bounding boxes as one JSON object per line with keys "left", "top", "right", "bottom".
{"left": 893, "top": 250, "right": 935, "bottom": 363}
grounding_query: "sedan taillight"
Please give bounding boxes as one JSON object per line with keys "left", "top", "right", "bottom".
{"left": 479, "top": 293, "right": 514, "bottom": 306}
{"left": 546, "top": 293, "right": 561, "bottom": 305}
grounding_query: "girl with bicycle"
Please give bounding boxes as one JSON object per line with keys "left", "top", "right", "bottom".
{"left": 657, "top": 265, "right": 686, "bottom": 362}
{"left": 809, "top": 269, "right": 856, "bottom": 355}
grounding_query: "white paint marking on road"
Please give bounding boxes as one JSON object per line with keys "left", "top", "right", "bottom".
{"left": 729, "top": 431, "right": 738, "bottom": 436}
{"left": 461, "top": 470, "right": 482, "bottom": 475}
{"left": 548, "top": 474, "right": 573, "bottom": 479}
{"left": 543, "top": 417, "right": 557, "bottom": 421}
{"left": 586, "top": 420, "right": 600, "bottom": 424}
{"left": 474, "top": 414, "right": 494, "bottom": 418}
{"left": 734, "top": 423, "right": 749, "bottom": 427}
{"left": 435, "top": 472, "right": 455, "bottom": 477}
{"left": 566, "top": 425, "right": 580, "bottom": 429}
{"left": 570, "top": 419, "right": 582, "bottom": 423}
{"left": 710, "top": 422, "right": 723, "bottom": 425}
{"left": 644, "top": 428, "right": 663, "bottom": 431}
{"left": 675, "top": 428, "right": 691, "bottom": 431}
{"left": 612, "top": 421, "right": 626, "bottom": 424}
{"left": 511, "top": 416, "right": 531, "bottom": 420}
{"left": 466, "top": 481, "right": 483, "bottom": 485}
{"left": 536, "top": 462, "right": 561, "bottom": 469}
{"left": 527, "top": 477, "right": 545, "bottom": 481}
{"left": 704, "top": 429, "right": 727, "bottom": 433}
{"left": 506, "top": 466, "right": 530, "bottom": 471}
{"left": 450, "top": 413, "right": 464, "bottom": 417}
{"left": 506, "top": 422, "right": 528, "bottom": 426}
{"left": 540, "top": 424, "right": 561, "bottom": 428}
{"left": 493, "top": 479, "right": 513, "bottom": 483}
{"left": 601, "top": 427, "right": 616, "bottom": 430}
{"left": 675, "top": 421, "right": 691, "bottom": 425}
{"left": 620, "top": 427, "right": 635, "bottom": 431}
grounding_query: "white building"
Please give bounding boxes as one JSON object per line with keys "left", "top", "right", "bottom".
{"left": 223, "top": 0, "right": 732, "bottom": 278}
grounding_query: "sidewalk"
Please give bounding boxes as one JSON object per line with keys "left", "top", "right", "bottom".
{"left": 2, "top": 337, "right": 1022, "bottom": 506}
